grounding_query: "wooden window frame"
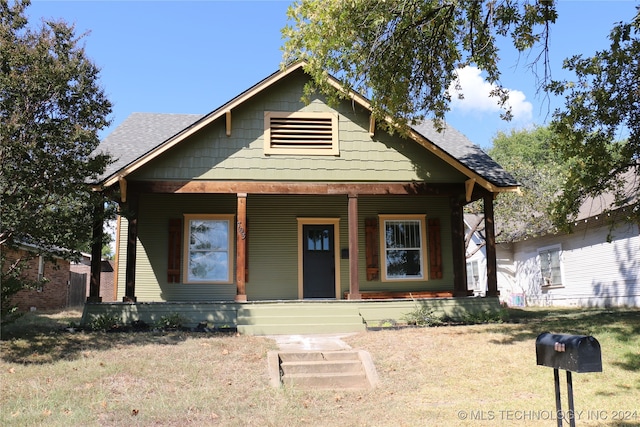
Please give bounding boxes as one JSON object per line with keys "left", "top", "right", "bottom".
{"left": 264, "top": 111, "right": 339, "bottom": 156}
{"left": 183, "top": 214, "right": 235, "bottom": 284}
{"left": 379, "top": 214, "right": 428, "bottom": 282}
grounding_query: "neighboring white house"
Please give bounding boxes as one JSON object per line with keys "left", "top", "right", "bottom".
{"left": 496, "top": 172, "right": 639, "bottom": 307}
{"left": 464, "top": 214, "right": 488, "bottom": 297}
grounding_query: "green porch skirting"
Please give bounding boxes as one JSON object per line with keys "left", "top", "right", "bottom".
{"left": 81, "top": 297, "right": 501, "bottom": 335}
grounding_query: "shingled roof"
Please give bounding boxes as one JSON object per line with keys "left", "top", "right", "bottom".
{"left": 411, "top": 121, "right": 519, "bottom": 188}
{"left": 96, "top": 112, "right": 204, "bottom": 181}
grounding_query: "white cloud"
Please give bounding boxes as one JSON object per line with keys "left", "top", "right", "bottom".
{"left": 448, "top": 66, "right": 532, "bottom": 123}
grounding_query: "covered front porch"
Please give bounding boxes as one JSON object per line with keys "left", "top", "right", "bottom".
{"left": 80, "top": 296, "right": 502, "bottom": 335}
{"left": 86, "top": 181, "right": 501, "bottom": 304}
{"left": 82, "top": 181, "right": 503, "bottom": 334}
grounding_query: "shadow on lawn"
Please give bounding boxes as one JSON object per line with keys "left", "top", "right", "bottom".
{"left": 0, "top": 311, "right": 232, "bottom": 365}
{"left": 484, "top": 308, "right": 640, "bottom": 357}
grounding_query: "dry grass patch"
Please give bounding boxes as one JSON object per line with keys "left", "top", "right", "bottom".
{"left": 1, "top": 307, "right": 639, "bottom": 426}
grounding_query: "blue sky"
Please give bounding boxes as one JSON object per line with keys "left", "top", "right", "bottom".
{"left": 27, "top": 0, "right": 639, "bottom": 149}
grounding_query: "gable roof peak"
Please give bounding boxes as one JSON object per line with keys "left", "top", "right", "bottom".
{"left": 94, "top": 62, "right": 518, "bottom": 192}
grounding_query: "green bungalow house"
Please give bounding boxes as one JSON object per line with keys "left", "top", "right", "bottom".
{"left": 82, "top": 62, "right": 519, "bottom": 334}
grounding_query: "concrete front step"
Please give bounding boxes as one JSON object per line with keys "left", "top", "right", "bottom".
{"left": 279, "top": 351, "right": 361, "bottom": 362}
{"left": 281, "top": 371, "right": 370, "bottom": 389}
{"left": 269, "top": 350, "right": 378, "bottom": 390}
{"left": 281, "top": 360, "right": 364, "bottom": 375}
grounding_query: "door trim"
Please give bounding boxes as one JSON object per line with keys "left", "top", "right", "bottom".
{"left": 297, "top": 218, "right": 341, "bottom": 299}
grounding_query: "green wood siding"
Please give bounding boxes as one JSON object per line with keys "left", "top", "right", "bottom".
{"left": 127, "top": 193, "right": 238, "bottom": 302}
{"left": 129, "top": 72, "right": 467, "bottom": 183}
{"left": 115, "top": 193, "right": 453, "bottom": 302}
{"left": 246, "top": 195, "right": 348, "bottom": 300}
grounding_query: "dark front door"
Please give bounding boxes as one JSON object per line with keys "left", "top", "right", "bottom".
{"left": 303, "top": 224, "right": 336, "bottom": 298}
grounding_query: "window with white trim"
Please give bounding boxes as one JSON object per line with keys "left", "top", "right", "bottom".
{"left": 37, "top": 255, "right": 45, "bottom": 281}
{"left": 538, "top": 245, "right": 563, "bottom": 287}
{"left": 466, "top": 260, "right": 480, "bottom": 289}
{"left": 379, "top": 215, "right": 427, "bottom": 281}
{"left": 183, "top": 214, "right": 234, "bottom": 284}
{"left": 264, "top": 111, "right": 339, "bottom": 155}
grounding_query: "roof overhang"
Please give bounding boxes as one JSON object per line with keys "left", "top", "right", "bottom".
{"left": 100, "top": 63, "right": 309, "bottom": 188}
{"left": 322, "top": 73, "right": 519, "bottom": 194}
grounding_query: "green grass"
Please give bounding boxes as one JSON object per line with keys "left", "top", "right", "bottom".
{"left": 1, "top": 307, "right": 639, "bottom": 426}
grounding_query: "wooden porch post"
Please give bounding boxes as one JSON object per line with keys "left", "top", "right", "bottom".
{"left": 87, "top": 201, "right": 103, "bottom": 302}
{"left": 450, "top": 195, "right": 469, "bottom": 297}
{"left": 484, "top": 192, "right": 499, "bottom": 297}
{"left": 347, "top": 194, "right": 361, "bottom": 299}
{"left": 235, "top": 193, "right": 248, "bottom": 302}
{"left": 124, "top": 191, "right": 138, "bottom": 302}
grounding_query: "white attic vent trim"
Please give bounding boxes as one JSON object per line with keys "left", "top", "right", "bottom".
{"left": 264, "top": 111, "right": 339, "bottom": 155}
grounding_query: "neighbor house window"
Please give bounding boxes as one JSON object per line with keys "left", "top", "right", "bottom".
{"left": 379, "top": 215, "right": 427, "bottom": 281}
{"left": 183, "top": 214, "right": 234, "bottom": 284}
{"left": 538, "top": 245, "right": 563, "bottom": 287}
{"left": 264, "top": 111, "right": 339, "bottom": 155}
{"left": 466, "top": 260, "right": 480, "bottom": 289}
{"left": 37, "top": 255, "right": 45, "bottom": 281}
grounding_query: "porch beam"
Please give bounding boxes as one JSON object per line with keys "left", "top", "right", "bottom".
{"left": 124, "top": 191, "right": 139, "bottom": 302}
{"left": 450, "top": 195, "right": 470, "bottom": 297}
{"left": 484, "top": 192, "right": 499, "bottom": 297}
{"left": 235, "top": 193, "right": 248, "bottom": 302}
{"left": 87, "top": 201, "right": 103, "bottom": 302}
{"left": 130, "top": 180, "right": 465, "bottom": 196}
{"left": 118, "top": 176, "right": 127, "bottom": 203}
{"left": 347, "top": 194, "right": 361, "bottom": 299}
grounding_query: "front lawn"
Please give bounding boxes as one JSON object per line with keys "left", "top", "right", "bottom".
{"left": 1, "top": 307, "right": 638, "bottom": 426}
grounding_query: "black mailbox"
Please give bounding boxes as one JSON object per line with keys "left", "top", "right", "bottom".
{"left": 536, "top": 332, "right": 602, "bottom": 373}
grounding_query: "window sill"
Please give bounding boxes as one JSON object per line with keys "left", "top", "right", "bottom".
{"left": 541, "top": 284, "right": 564, "bottom": 290}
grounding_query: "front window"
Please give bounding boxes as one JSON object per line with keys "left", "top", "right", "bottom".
{"left": 183, "top": 214, "right": 234, "bottom": 284}
{"left": 379, "top": 215, "right": 427, "bottom": 281}
{"left": 538, "top": 245, "right": 562, "bottom": 287}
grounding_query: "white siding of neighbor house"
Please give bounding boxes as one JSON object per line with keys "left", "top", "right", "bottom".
{"left": 499, "top": 220, "right": 639, "bottom": 307}
{"left": 466, "top": 232, "right": 487, "bottom": 296}
{"left": 496, "top": 244, "right": 520, "bottom": 305}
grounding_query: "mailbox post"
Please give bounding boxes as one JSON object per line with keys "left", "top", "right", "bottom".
{"left": 536, "top": 333, "right": 602, "bottom": 427}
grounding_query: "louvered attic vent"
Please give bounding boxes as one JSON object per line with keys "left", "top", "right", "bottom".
{"left": 264, "top": 111, "right": 339, "bottom": 155}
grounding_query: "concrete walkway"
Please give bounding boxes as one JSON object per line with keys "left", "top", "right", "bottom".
{"left": 267, "top": 333, "right": 357, "bottom": 351}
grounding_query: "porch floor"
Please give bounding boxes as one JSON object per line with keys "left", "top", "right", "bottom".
{"left": 81, "top": 297, "right": 501, "bottom": 335}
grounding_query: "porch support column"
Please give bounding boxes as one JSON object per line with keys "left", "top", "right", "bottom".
{"left": 235, "top": 193, "right": 248, "bottom": 302}
{"left": 124, "top": 191, "right": 138, "bottom": 302}
{"left": 484, "top": 192, "right": 499, "bottom": 297}
{"left": 87, "top": 200, "right": 103, "bottom": 302}
{"left": 450, "top": 195, "right": 469, "bottom": 297}
{"left": 347, "top": 194, "right": 361, "bottom": 299}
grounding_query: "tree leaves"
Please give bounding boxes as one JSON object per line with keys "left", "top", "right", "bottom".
{"left": 0, "top": 1, "right": 112, "bottom": 258}
{"left": 549, "top": 6, "right": 639, "bottom": 229}
{"left": 282, "top": 0, "right": 556, "bottom": 133}
{"left": 487, "top": 126, "right": 565, "bottom": 242}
